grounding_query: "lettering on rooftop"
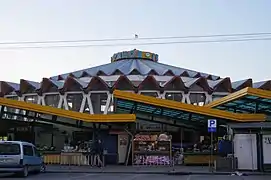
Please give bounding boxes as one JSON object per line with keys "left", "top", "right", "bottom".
{"left": 111, "top": 49, "right": 159, "bottom": 62}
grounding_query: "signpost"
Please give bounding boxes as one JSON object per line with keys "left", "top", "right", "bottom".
{"left": 208, "top": 119, "right": 217, "bottom": 133}
{"left": 208, "top": 119, "right": 217, "bottom": 172}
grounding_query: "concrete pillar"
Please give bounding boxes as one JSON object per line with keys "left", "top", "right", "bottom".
{"left": 91, "top": 94, "right": 101, "bottom": 114}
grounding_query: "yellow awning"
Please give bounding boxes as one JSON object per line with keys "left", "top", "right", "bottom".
{"left": 113, "top": 90, "right": 266, "bottom": 122}
{"left": 0, "top": 97, "right": 135, "bottom": 123}
{"left": 206, "top": 87, "right": 271, "bottom": 108}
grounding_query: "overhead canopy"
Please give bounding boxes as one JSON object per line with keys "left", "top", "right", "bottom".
{"left": 0, "top": 97, "right": 136, "bottom": 125}
{"left": 227, "top": 122, "right": 271, "bottom": 129}
{"left": 113, "top": 90, "right": 266, "bottom": 129}
{"left": 206, "top": 87, "right": 271, "bottom": 115}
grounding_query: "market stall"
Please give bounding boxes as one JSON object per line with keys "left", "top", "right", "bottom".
{"left": 41, "top": 141, "right": 93, "bottom": 166}
{"left": 181, "top": 136, "right": 221, "bottom": 165}
{"left": 183, "top": 152, "right": 218, "bottom": 165}
{"left": 132, "top": 133, "right": 172, "bottom": 166}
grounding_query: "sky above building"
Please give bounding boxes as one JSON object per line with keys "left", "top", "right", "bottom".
{"left": 0, "top": 0, "right": 270, "bottom": 83}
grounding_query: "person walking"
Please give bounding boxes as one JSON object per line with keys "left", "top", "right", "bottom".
{"left": 93, "top": 139, "right": 103, "bottom": 167}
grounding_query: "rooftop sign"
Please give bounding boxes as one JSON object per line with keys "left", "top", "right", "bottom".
{"left": 111, "top": 49, "right": 159, "bottom": 62}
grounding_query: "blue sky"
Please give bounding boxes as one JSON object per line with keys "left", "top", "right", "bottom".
{"left": 0, "top": 0, "right": 270, "bottom": 83}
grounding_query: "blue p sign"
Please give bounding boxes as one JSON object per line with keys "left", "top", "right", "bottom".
{"left": 208, "top": 119, "right": 217, "bottom": 132}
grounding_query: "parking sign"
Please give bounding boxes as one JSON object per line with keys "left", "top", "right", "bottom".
{"left": 208, "top": 119, "right": 217, "bottom": 132}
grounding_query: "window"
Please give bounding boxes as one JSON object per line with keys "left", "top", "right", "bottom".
{"left": 23, "top": 145, "right": 34, "bottom": 156}
{"left": 33, "top": 147, "right": 40, "bottom": 157}
{"left": 0, "top": 143, "right": 20, "bottom": 155}
{"left": 25, "top": 95, "right": 38, "bottom": 104}
{"left": 66, "top": 94, "right": 83, "bottom": 111}
{"left": 44, "top": 94, "right": 60, "bottom": 107}
{"left": 189, "top": 93, "right": 206, "bottom": 106}
{"left": 165, "top": 93, "right": 183, "bottom": 102}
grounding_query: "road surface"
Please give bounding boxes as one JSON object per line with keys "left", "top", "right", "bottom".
{"left": 1, "top": 173, "right": 271, "bottom": 180}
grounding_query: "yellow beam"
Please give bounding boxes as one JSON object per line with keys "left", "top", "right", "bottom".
{"left": 0, "top": 97, "right": 136, "bottom": 123}
{"left": 205, "top": 87, "right": 271, "bottom": 108}
{"left": 113, "top": 90, "right": 266, "bottom": 122}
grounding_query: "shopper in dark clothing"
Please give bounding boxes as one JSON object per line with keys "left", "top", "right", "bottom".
{"left": 94, "top": 140, "right": 103, "bottom": 167}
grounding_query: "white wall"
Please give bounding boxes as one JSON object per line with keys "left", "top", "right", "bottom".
{"left": 234, "top": 134, "right": 258, "bottom": 170}
{"left": 262, "top": 134, "right": 271, "bottom": 164}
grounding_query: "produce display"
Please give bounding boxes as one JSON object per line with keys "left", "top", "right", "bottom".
{"left": 133, "top": 155, "right": 170, "bottom": 165}
{"left": 132, "top": 133, "right": 172, "bottom": 166}
{"left": 134, "top": 134, "right": 157, "bottom": 141}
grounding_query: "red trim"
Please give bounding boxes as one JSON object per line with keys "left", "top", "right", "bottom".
{"left": 62, "top": 76, "right": 83, "bottom": 92}
{"left": 85, "top": 76, "right": 109, "bottom": 91}
{"left": 257, "top": 80, "right": 271, "bottom": 90}
{"left": 20, "top": 79, "right": 35, "bottom": 94}
{"left": 113, "top": 75, "right": 135, "bottom": 91}
{"left": 0, "top": 81, "right": 15, "bottom": 95}
{"left": 179, "top": 71, "right": 189, "bottom": 77}
{"left": 137, "top": 75, "right": 161, "bottom": 91}
{"left": 189, "top": 77, "right": 212, "bottom": 93}
{"left": 148, "top": 69, "right": 159, "bottom": 75}
{"left": 163, "top": 70, "right": 175, "bottom": 76}
{"left": 233, "top": 79, "right": 253, "bottom": 91}
{"left": 212, "top": 77, "right": 232, "bottom": 93}
{"left": 40, "top": 78, "right": 56, "bottom": 93}
{"left": 163, "top": 76, "right": 186, "bottom": 91}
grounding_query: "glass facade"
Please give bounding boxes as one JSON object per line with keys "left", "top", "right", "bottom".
{"left": 165, "top": 92, "right": 183, "bottom": 102}
{"left": 66, "top": 94, "right": 83, "bottom": 112}
{"left": 90, "top": 93, "right": 108, "bottom": 114}
{"left": 44, "top": 94, "right": 60, "bottom": 107}
{"left": 5, "top": 96, "right": 19, "bottom": 119}
{"left": 189, "top": 93, "right": 206, "bottom": 106}
{"left": 24, "top": 95, "right": 38, "bottom": 104}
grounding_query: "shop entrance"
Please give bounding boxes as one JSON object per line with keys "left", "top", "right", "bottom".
{"left": 14, "top": 131, "right": 34, "bottom": 143}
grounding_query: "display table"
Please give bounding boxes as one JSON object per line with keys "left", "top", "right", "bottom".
{"left": 60, "top": 152, "right": 88, "bottom": 166}
{"left": 183, "top": 152, "right": 218, "bottom": 165}
{"left": 42, "top": 151, "right": 91, "bottom": 166}
{"left": 42, "top": 151, "right": 61, "bottom": 164}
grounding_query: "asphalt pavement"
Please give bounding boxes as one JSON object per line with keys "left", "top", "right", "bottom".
{"left": 1, "top": 173, "right": 271, "bottom": 180}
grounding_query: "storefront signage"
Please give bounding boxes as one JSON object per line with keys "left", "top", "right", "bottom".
{"left": 9, "top": 127, "right": 31, "bottom": 132}
{"left": 263, "top": 137, "right": 271, "bottom": 144}
{"left": 137, "top": 121, "right": 162, "bottom": 131}
{"left": 262, "top": 135, "right": 271, "bottom": 164}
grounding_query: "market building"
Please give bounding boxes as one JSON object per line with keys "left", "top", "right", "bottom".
{"left": 0, "top": 49, "right": 270, "bottom": 170}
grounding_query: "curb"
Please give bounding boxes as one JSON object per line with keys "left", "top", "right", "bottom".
{"left": 45, "top": 170, "right": 271, "bottom": 176}
{"left": 46, "top": 171, "right": 169, "bottom": 174}
{"left": 168, "top": 171, "right": 271, "bottom": 176}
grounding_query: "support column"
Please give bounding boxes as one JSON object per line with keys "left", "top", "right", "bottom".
{"left": 91, "top": 94, "right": 101, "bottom": 114}
{"left": 180, "top": 127, "right": 184, "bottom": 148}
{"left": 31, "top": 112, "right": 38, "bottom": 144}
